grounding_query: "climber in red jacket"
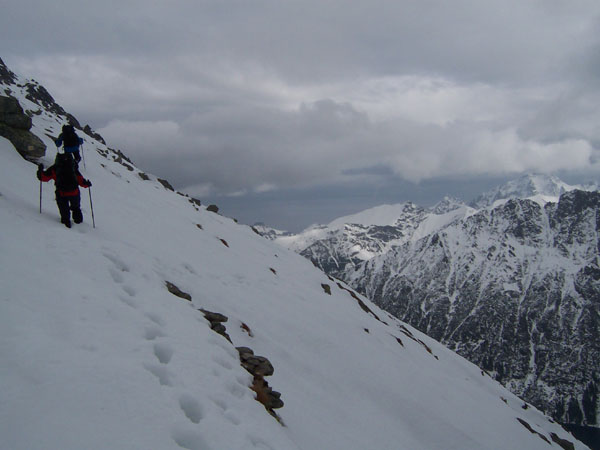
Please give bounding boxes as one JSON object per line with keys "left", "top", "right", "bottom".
{"left": 37, "top": 153, "right": 92, "bottom": 228}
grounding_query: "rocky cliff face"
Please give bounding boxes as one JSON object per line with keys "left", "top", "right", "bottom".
{"left": 347, "top": 191, "right": 599, "bottom": 429}
{"left": 0, "top": 57, "right": 104, "bottom": 160}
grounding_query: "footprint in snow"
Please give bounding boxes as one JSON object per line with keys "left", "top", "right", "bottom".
{"left": 102, "top": 252, "right": 130, "bottom": 273}
{"left": 144, "top": 325, "right": 166, "bottom": 341}
{"left": 145, "top": 312, "right": 166, "bottom": 327}
{"left": 143, "top": 363, "right": 172, "bottom": 386}
{"left": 171, "top": 428, "right": 210, "bottom": 450}
{"left": 153, "top": 342, "right": 174, "bottom": 364}
{"left": 178, "top": 394, "right": 204, "bottom": 424}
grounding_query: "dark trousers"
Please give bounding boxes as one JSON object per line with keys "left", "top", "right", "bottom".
{"left": 56, "top": 194, "right": 83, "bottom": 225}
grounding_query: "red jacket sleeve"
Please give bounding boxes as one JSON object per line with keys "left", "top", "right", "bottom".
{"left": 39, "top": 167, "right": 56, "bottom": 182}
{"left": 76, "top": 172, "right": 90, "bottom": 188}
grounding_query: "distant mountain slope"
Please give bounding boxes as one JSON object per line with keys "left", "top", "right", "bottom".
{"left": 263, "top": 172, "right": 599, "bottom": 448}
{"left": 348, "top": 194, "right": 600, "bottom": 434}
{"left": 0, "top": 60, "right": 587, "bottom": 449}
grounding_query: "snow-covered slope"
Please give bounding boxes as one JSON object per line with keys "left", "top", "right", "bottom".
{"left": 0, "top": 63, "right": 588, "bottom": 450}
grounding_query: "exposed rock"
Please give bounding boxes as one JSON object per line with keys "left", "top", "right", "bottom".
{"left": 138, "top": 172, "right": 150, "bottom": 181}
{"left": 188, "top": 197, "right": 201, "bottom": 207}
{"left": 240, "top": 322, "right": 254, "bottom": 337}
{"left": 0, "top": 58, "right": 18, "bottom": 85}
{"left": 157, "top": 178, "right": 174, "bottom": 191}
{"left": 516, "top": 418, "right": 551, "bottom": 445}
{"left": 237, "top": 347, "right": 274, "bottom": 377}
{"left": 199, "top": 309, "right": 228, "bottom": 324}
{"left": 207, "top": 204, "right": 219, "bottom": 213}
{"left": 0, "top": 96, "right": 31, "bottom": 128}
{"left": 199, "top": 308, "right": 231, "bottom": 342}
{"left": 165, "top": 281, "right": 192, "bottom": 301}
{"left": 83, "top": 124, "right": 106, "bottom": 144}
{"left": 550, "top": 432, "right": 576, "bottom": 450}
{"left": 321, "top": 283, "right": 331, "bottom": 295}
{"left": 0, "top": 96, "right": 45, "bottom": 160}
{"left": 236, "top": 346, "right": 283, "bottom": 417}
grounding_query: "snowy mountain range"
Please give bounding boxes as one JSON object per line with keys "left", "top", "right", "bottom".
{"left": 1, "top": 59, "right": 590, "bottom": 449}
{"left": 265, "top": 174, "right": 600, "bottom": 448}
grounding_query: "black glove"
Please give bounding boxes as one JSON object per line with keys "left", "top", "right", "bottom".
{"left": 37, "top": 164, "right": 43, "bottom": 180}
{"left": 85, "top": 179, "right": 92, "bottom": 187}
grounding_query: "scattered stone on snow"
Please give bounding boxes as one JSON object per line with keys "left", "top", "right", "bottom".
{"left": 240, "top": 322, "right": 254, "bottom": 337}
{"left": 157, "top": 178, "right": 174, "bottom": 191}
{"left": 165, "top": 281, "right": 192, "bottom": 301}
{"left": 516, "top": 418, "right": 552, "bottom": 445}
{"left": 206, "top": 204, "right": 219, "bottom": 213}
{"left": 188, "top": 197, "right": 202, "bottom": 208}
{"left": 82, "top": 124, "right": 106, "bottom": 144}
{"left": 199, "top": 308, "right": 232, "bottom": 343}
{"left": 550, "top": 432, "right": 576, "bottom": 450}
{"left": 321, "top": 283, "right": 331, "bottom": 295}
{"left": 198, "top": 311, "right": 284, "bottom": 420}
{"left": 236, "top": 346, "right": 284, "bottom": 418}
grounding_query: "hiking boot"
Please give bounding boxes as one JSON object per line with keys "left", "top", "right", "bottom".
{"left": 72, "top": 209, "right": 83, "bottom": 224}
{"left": 61, "top": 218, "right": 72, "bottom": 228}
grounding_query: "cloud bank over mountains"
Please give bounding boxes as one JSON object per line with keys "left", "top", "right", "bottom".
{"left": 5, "top": 0, "right": 600, "bottom": 202}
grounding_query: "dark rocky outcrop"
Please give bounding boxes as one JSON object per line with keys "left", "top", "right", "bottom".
{"left": 0, "top": 58, "right": 18, "bottom": 85}
{"left": 0, "top": 96, "right": 45, "bottom": 160}
{"left": 207, "top": 204, "right": 219, "bottom": 213}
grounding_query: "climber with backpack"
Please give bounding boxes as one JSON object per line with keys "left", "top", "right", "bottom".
{"left": 37, "top": 153, "right": 92, "bottom": 228}
{"left": 55, "top": 124, "right": 84, "bottom": 162}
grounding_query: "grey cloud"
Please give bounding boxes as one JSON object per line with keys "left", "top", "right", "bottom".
{"left": 4, "top": 0, "right": 600, "bottom": 230}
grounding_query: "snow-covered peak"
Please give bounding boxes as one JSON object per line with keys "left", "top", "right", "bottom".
{"left": 251, "top": 223, "right": 292, "bottom": 240}
{"left": 326, "top": 202, "right": 422, "bottom": 229}
{"left": 470, "top": 173, "right": 596, "bottom": 209}
{"left": 429, "top": 196, "right": 467, "bottom": 214}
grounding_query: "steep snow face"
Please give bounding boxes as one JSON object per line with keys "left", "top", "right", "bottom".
{"left": 0, "top": 65, "right": 589, "bottom": 449}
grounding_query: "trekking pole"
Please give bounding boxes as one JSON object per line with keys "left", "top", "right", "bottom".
{"left": 39, "top": 178, "right": 42, "bottom": 214}
{"left": 88, "top": 187, "right": 96, "bottom": 228}
{"left": 81, "top": 142, "right": 86, "bottom": 170}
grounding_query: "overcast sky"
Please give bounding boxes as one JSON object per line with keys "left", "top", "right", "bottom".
{"left": 3, "top": 0, "right": 600, "bottom": 230}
